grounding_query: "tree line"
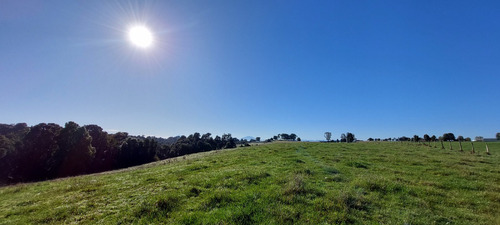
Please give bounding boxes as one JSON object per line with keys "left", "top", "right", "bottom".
{"left": 264, "top": 133, "right": 301, "bottom": 142}
{"left": 323, "top": 132, "right": 356, "bottom": 143}
{"left": 0, "top": 122, "right": 239, "bottom": 185}
{"left": 367, "top": 133, "right": 474, "bottom": 142}
{"left": 325, "top": 132, "right": 500, "bottom": 143}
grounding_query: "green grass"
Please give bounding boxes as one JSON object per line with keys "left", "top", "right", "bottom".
{"left": 1, "top": 141, "right": 499, "bottom": 224}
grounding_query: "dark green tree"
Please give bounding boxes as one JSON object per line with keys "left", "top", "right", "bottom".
{"left": 156, "top": 144, "right": 171, "bottom": 159}
{"left": 423, "top": 134, "right": 431, "bottom": 142}
{"left": 346, "top": 132, "right": 355, "bottom": 143}
{"left": 280, "top": 133, "right": 290, "bottom": 140}
{"left": 0, "top": 123, "right": 29, "bottom": 140}
{"left": 0, "top": 135, "right": 14, "bottom": 160}
{"left": 399, "top": 136, "right": 410, "bottom": 142}
{"left": 442, "top": 133, "right": 456, "bottom": 141}
{"left": 84, "top": 125, "right": 115, "bottom": 172}
{"left": 222, "top": 133, "right": 236, "bottom": 148}
{"left": 17, "top": 123, "right": 62, "bottom": 181}
{"left": 214, "top": 136, "right": 223, "bottom": 149}
{"left": 118, "top": 137, "right": 158, "bottom": 167}
{"left": 413, "top": 135, "right": 420, "bottom": 142}
{"left": 0, "top": 123, "right": 30, "bottom": 180}
{"left": 118, "top": 138, "right": 140, "bottom": 167}
{"left": 55, "top": 122, "right": 95, "bottom": 177}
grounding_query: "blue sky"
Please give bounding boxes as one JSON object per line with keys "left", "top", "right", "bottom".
{"left": 1, "top": 0, "right": 499, "bottom": 141}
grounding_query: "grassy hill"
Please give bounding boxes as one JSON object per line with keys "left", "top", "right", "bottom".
{"left": 1, "top": 142, "right": 499, "bottom": 224}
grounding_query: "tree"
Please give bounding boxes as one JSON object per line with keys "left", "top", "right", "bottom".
{"left": 222, "top": 133, "right": 236, "bottom": 148}
{"left": 367, "top": 138, "right": 374, "bottom": 142}
{"left": 442, "top": 133, "right": 456, "bottom": 141}
{"left": 84, "top": 125, "right": 115, "bottom": 172}
{"left": 431, "top": 135, "right": 437, "bottom": 142}
{"left": 297, "top": 137, "right": 301, "bottom": 142}
{"left": 118, "top": 138, "right": 143, "bottom": 167}
{"left": 201, "top": 133, "right": 212, "bottom": 141}
{"left": 340, "top": 133, "right": 346, "bottom": 142}
{"left": 16, "top": 123, "right": 62, "bottom": 181}
{"left": 399, "top": 136, "right": 410, "bottom": 142}
{"left": 457, "top": 136, "right": 464, "bottom": 142}
{"left": 413, "top": 135, "right": 420, "bottom": 142}
{"left": 0, "top": 135, "right": 15, "bottom": 159}
{"left": 423, "top": 134, "right": 431, "bottom": 142}
{"left": 280, "top": 133, "right": 290, "bottom": 140}
{"left": 496, "top": 133, "right": 500, "bottom": 140}
{"left": 214, "top": 136, "right": 223, "bottom": 149}
{"left": 346, "top": 132, "right": 355, "bottom": 143}
{"left": 255, "top": 137, "right": 261, "bottom": 142}
{"left": 55, "top": 122, "right": 95, "bottom": 177}
{"left": 192, "top": 132, "right": 201, "bottom": 141}
{"left": 112, "top": 132, "right": 129, "bottom": 144}
{"left": 324, "top": 132, "right": 332, "bottom": 142}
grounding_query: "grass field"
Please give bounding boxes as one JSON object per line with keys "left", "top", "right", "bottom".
{"left": 1, "top": 141, "right": 499, "bottom": 224}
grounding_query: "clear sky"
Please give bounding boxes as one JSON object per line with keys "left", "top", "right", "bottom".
{"left": 1, "top": 0, "right": 499, "bottom": 141}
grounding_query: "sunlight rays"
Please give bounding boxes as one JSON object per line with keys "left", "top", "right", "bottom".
{"left": 128, "top": 25, "right": 154, "bottom": 48}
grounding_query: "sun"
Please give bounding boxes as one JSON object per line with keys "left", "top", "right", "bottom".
{"left": 127, "top": 25, "right": 154, "bottom": 48}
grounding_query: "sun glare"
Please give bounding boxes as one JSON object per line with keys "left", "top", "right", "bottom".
{"left": 128, "top": 25, "right": 154, "bottom": 48}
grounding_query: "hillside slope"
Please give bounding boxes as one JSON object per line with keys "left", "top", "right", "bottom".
{"left": 1, "top": 142, "right": 499, "bottom": 224}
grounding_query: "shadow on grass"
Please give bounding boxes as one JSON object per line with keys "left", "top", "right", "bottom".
{"left": 133, "top": 195, "right": 181, "bottom": 221}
